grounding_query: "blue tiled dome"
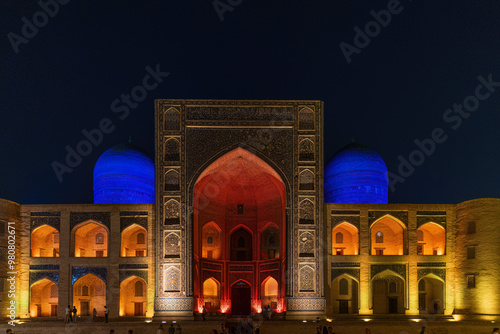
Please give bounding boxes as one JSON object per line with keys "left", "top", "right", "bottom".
{"left": 93, "top": 143, "right": 155, "bottom": 204}
{"left": 325, "top": 142, "right": 388, "bottom": 204}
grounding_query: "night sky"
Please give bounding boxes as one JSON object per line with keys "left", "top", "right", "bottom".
{"left": 1, "top": 0, "right": 499, "bottom": 205}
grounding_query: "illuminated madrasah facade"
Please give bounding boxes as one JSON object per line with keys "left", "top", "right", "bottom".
{"left": 1, "top": 99, "right": 499, "bottom": 321}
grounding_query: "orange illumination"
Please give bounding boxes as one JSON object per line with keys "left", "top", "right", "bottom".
{"left": 276, "top": 298, "right": 285, "bottom": 313}
{"left": 31, "top": 225, "right": 59, "bottom": 257}
{"left": 220, "top": 300, "right": 230, "bottom": 313}
{"left": 370, "top": 216, "right": 405, "bottom": 255}
{"left": 30, "top": 278, "right": 58, "bottom": 318}
{"left": 119, "top": 276, "right": 147, "bottom": 316}
{"left": 252, "top": 300, "right": 262, "bottom": 313}
{"left": 417, "top": 222, "right": 445, "bottom": 255}
{"left": 73, "top": 221, "right": 108, "bottom": 257}
{"left": 121, "top": 224, "right": 147, "bottom": 257}
{"left": 332, "top": 222, "right": 359, "bottom": 255}
{"left": 72, "top": 274, "right": 106, "bottom": 317}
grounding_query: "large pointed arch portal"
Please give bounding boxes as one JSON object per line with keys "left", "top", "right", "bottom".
{"left": 193, "top": 147, "right": 286, "bottom": 315}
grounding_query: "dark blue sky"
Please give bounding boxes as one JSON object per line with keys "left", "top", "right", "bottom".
{"left": 1, "top": 0, "right": 499, "bottom": 204}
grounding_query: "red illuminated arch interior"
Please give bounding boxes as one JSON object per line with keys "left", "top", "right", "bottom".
{"left": 193, "top": 147, "right": 286, "bottom": 314}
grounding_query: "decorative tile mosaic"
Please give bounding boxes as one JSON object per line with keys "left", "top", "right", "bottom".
{"left": 30, "top": 212, "right": 61, "bottom": 216}
{"left": 417, "top": 268, "right": 446, "bottom": 282}
{"left": 331, "top": 210, "right": 360, "bottom": 215}
{"left": 31, "top": 217, "right": 60, "bottom": 231}
{"left": 331, "top": 215, "right": 360, "bottom": 229}
{"left": 331, "top": 269, "right": 360, "bottom": 281}
{"left": 120, "top": 211, "right": 149, "bottom": 216}
{"left": 119, "top": 270, "right": 148, "bottom": 283}
{"left": 120, "top": 217, "right": 148, "bottom": 231}
{"left": 70, "top": 212, "right": 110, "bottom": 230}
{"left": 29, "top": 271, "right": 59, "bottom": 285}
{"left": 417, "top": 262, "right": 446, "bottom": 267}
{"left": 119, "top": 264, "right": 148, "bottom": 269}
{"left": 30, "top": 264, "right": 60, "bottom": 270}
{"left": 154, "top": 297, "right": 192, "bottom": 311}
{"left": 287, "top": 298, "right": 325, "bottom": 311}
{"left": 371, "top": 264, "right": 406, "bottom": 280}
{"left": 368, "top": 211, "right": 408, "bottom": 226}
{"left": 72, "top": 266, "right": 107, "bottom": 284}
{"left": 417, "top": 216, "right": 446, "bottom": 229}
{"left": 416, "top": 211, "right": 447, "bottom": 216}
{"left": 331, "top": 262, "right": 360, "bottom": 268}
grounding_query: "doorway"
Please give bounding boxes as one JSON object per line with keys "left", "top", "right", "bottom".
{"left": 134, "top": 302, "right": 143, "bottom": 316}
{"left": 388, "top": 297, "right": 398, "bottom": 314}
{"left": 339, "top": 300, "right": 349, "bottom": 314}
{"left": 231, "top": 281, "right": 251, "bottom": 316}
{"left": 51, "top": 304, "right": 58, "bottom": 316}
{"left": 80, "top": 301, "right": 89, "bottom": 316}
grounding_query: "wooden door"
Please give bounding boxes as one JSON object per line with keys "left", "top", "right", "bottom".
{"left": 134, "top": 302, "right": 143, "bottom": 316}
{"left": 231, "top": 282, "right": 251, "bottom": 316}
{"left": 81, "top": 301, "right": 89, "bottom": 316}
{"left": 339, "top": 300, "right": 349, "bottom": 314}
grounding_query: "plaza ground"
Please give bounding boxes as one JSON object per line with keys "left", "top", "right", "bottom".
{"left": 1, "top": 318, "right": 498, "bottom": 334}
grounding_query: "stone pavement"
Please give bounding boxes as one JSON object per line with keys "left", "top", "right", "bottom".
{"left": 0, "top": 319, "right": 497, "bottom": 334}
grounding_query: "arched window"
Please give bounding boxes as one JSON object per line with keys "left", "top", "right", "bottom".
{"left": 231, "top": 228, "right": 252, "bottom": 261}
{"left": 336, "top": 232, "right": 344, "bottom": 244}
{"left": 165, "top": 139, "right": 180, "bottom": 162}
{"left": 375, "top": 231, "right": 383, "bottom": 243}
{"left": 299, "top": 108, "right": 315, "bottom": 130}
{"left": 417, "top": 230, "right": 424, "bottom": 242}
{"left": 164, "top": 170, "right": 180, "bottom": 191}
{"left": 207, "top": 236, "right": 213, "bottom": 244}
{"left": 96, "top": 233, "right": 104, "bottom": 244}
{"left": 269, "top": 236, "right": 275, "bottom": 246}
{"left": 339, "top": 278, "right": 348, "bottom": 295}
{"left": 135, "top": 280, "right": 143, "bottom": 297}
{"left": 418, "top": 279, "right": 426, "bottom": 291}
{"left": 238, "top": 236, "right": 245, "bottom": 248}
{"left": 137, "top": 232, "right": 145, "bottom": 244}
{"left": 299, "top": 169, "right": 315, "bottom": 190}
{"left": 82, "top": 285, "right": 89, "bottom": 296}
{"left": 389, "top": 282, "right": 396, "bottom": 293}
{"left": 299, "top": 199, "right": 314, "bottom": 224}
{"left": 299, "top": 139, "right": 314, "bottom": 161}
{"left": 164, "top": 233, "right": 180, "bottom": 258}
{"left": 164, "top": 108, "right": 180, "bottom": 131}
{"left": 164, "top": 199, "right": 180, "bottom": 225}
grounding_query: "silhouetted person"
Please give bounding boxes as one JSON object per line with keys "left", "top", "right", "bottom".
{"left": 168, "top": 323, "right": 175, "bottom": 334}
{"left": 202, "top": 305, "right": 207, "bottom": 321}
{"left": 157, "top": 324, "right": 165, "bottom": 334}
{"left": 104, "top": 305, "right": 109, "bottom": 323}
{"left": 65, "top": 305, "right": 71, "bottom": 323}
{"left": 72, "top": 306, "right": 77, "bottom": 323}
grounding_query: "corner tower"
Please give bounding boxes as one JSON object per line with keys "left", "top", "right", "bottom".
{"left": 154, "top": 99, "right": 325, "bottom": 319}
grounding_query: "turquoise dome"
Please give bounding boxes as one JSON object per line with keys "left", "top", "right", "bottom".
{"left": 93, "top": 143, "right": 155, "bottom": 204}
{"left": 325, "top": 142, "right": 388, "bottom": 204}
